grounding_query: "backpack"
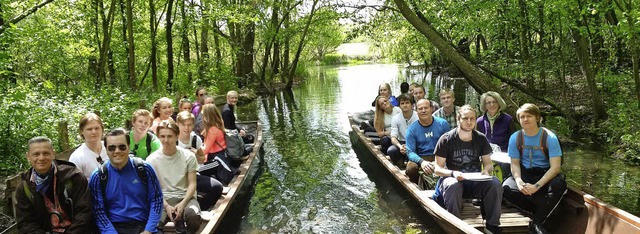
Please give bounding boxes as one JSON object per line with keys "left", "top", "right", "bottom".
{"left": 98, "top": 156, "right": 148, "bottom": 198}
{"left": 215, "top": 130, "right": 245, "bottom": 160}
{"left": 175, "top": 134, "right": 199, "bottom": 149}
{"left": 516, "top": 127, "right": 564, "bottom": 165}
{"left": 131, "top": 132, "right": 154, "bottom": 156}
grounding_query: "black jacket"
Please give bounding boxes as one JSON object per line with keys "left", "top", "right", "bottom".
{"left": 15, "top": 159, "right": 96, "bottom": 234}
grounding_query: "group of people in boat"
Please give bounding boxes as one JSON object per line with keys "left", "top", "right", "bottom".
{"left": 364, "top": 82, "right": 566, "bottom": 234}
{"left": 15, "top": 89, "right": 254, "bottom": 234}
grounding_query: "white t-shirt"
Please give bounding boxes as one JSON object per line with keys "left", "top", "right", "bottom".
{"left": 68, "top": 142, "right": 108, "bottom": 179}
{"left": 390, "top": 111, "right": 418, "bottom": 142}
{"left": 177, "top": 132, "right": 203, "bottom": 150}
{"left": 146, "top": 147, "right": 198, "bottom": 200}
{"left": 384, "top": 107, "right": 402, "bottom": 130}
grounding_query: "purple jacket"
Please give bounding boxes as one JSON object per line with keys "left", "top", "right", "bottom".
{"left": 476, "top": 112, "right": 516, "bottom": 152}
{"left": 192, "top": 101, "right": 201, "bottom": 117}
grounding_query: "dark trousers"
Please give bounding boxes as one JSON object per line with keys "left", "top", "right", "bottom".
{"left": 113, "top": 221, "right": 147, "bottom": 234}
{"left": 379, "top": 136, "right": 391, "bottom": 154}
{"left": 196, "top": 175, "right": 224, "bottom": 210}
{"left": 441, "top": 177, "right": 503, "bottom": 226}
{"left": 387, "top": 140, "right": 406, "bottom": 164}
{"left": 502, "top": 168, "right": 567, "bottom": 223}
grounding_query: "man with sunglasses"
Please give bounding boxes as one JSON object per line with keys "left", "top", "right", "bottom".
{"left": 89, "top": 128, "right": 163, "bottom": 234}
{"left": 15, "top": 136, "right": 96, "bottom": 233}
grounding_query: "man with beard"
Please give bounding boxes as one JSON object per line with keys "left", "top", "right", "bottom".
{"left": 433, "top": 105, "right": 502, "bottom": 234}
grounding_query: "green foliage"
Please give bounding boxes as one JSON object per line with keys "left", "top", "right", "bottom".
{"left": 599, "top": 73, "right": 640, "bottom": 165}
{"left": 0, "top": 82, "right": 182, "bottom": 176}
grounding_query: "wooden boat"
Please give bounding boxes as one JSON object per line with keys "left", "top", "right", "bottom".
{"left": 197, "top": 121, "right": 263, "bottom": 233}
{"left": 348, "top": 114, "right": 640, "bottom": 234}
{"left": 2, "top": 121, "right": 263, "bottom": 234}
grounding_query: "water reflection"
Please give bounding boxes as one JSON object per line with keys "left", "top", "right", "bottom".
{"left": 228, "top": 64, "right": 639, "bottom": 233}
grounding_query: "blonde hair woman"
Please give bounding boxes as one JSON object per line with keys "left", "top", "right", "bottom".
{"left": 150, "top": 97, "right": 174, "bottom": 134}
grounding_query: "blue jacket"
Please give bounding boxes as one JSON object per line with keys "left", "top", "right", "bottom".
{"left": 89, "top": 158, "right": 163, "bottom": 233}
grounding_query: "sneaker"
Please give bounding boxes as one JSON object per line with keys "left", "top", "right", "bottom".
{"left": 175, "top": 219, "right": 187, "bottom": 234}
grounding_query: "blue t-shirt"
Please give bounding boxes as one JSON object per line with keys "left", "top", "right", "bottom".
{"left": 89, "top": 158, "right": 164, "bottom": 233}
{"left": 507, "top": 128, "right": 562, "bottom": 169}
{"left": 406, "top": 117, "right": 451, "bottom": 165}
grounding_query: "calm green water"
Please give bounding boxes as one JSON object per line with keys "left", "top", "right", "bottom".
{"left": 218, "top": 64, "right": 640, "bottom": 233}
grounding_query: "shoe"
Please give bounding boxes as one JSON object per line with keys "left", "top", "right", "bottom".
{"left": 528, "top": 221, "right": 550, "bottom": 234}
{"left": 485, "top": 225, "right": 502, "bottom": 234}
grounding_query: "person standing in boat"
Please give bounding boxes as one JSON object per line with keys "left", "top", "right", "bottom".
{"left": 387, "top": 94, "right": 418, "bottom": 168}
{"left": 16, "top": 137, "right": 96, "bottom": 233}
{"left": 405, "top": 99, "right": 450, "bottom": 184}
{"left": 146, "top": 121, "right": 202, "bottom": 233}
{"left": 373, "top": 95, "right": 402, "bottom": 154}
{"left": 129, "top": 109, "right": 161, "bottom": 160}
{"left": 433, "top": 105, "right": 503, "bottom": 234}
{"left": 89, "top": 128, "right": 163, "bottom": 234}
{"left": 69, "top": 113, "right": 108, "bottom": 179}
{"left": 433, "top": 88, "right": 460, "bottom": 129}
{"left": 476, "top": 91, "right": 517, "bottom": 152}
{"left": 176, "top": 111, "right": 223, "bottom": 211}
{"left": 503, "top": 103, "right": 567, "bottom": 234}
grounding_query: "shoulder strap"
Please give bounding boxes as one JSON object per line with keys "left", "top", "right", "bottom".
{"left": 63, "top": 180, "right": 74, "bottom": 220}
{"left": 540, "top": 127, "right": 549, "bottom": 160}
{"left": 146, "top": 132, "right": 153, "bottom": 155}
{"left": 99, "top": 162, "right": 109, "bottom": 199}
{"left": 516, "top": 130, "right": 524, "bottom": 161}
{"left": 191, "top": 135, "right": 198, "bottom": 149}
{"left": 131, "top": 157, "right": 148, "bottom": 186}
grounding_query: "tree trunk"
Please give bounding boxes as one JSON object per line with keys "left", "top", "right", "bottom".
{"left": 571, "top": 26, "right": 607, "bottom": 120}
{"left": 119, "top": 0, "right": 128, "bottom": 84}
{"left": 282, "top": 14, "right": 290, "bottom": 84}
{"left": 286, "top": 0, "right": 319, "bottom": 89}
{"left": 126, "top": 0, "right": 136, "bottom": 90}
{"left": 149, "top": 0, "right": 158, "bottom": 90}
{"left": 96, "top": 0, "right": 117, "bottom": 88}
{"left": 392, "top": 0, "right": 518, "bottom": 115}
{"left": 180, "top": 0, "right": 192, "bottom": 84}
{"left": 517, "top": 0, "right": 532, "bottom": 88}
{"left": 166, "top": 0, "right": 175, "bottom": 92}
{"left": 199, "top": 3, "right": 209, "bottom": 82}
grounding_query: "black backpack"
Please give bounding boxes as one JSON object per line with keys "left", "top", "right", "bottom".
{"left": 98, "top": 156, "right": 148, "bottom": 198}
{"left": 131, "top": 132, "right": 155, "bottom": 156}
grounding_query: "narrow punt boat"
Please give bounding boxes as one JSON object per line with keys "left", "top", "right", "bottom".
{"left": 197, "top": 121, "right": 263, "bottom": 233}
{"left": 2, "top": 121, "right": 263, "bottom": 234}
{"left": 348, "top": 114, "right": 640, "bottom": 234}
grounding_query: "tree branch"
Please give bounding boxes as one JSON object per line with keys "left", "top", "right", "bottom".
{"left": 0, "top": 0, "right": 54, "bottom": 35}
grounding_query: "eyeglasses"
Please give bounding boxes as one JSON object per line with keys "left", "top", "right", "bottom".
{"left": 107, "top": 144, "right": 128, "bottom": 152}
{"left": 485, "top": 101, "right": 498, "bottom": 105}
{"left": 460, "top": 117, "right": 475, "bottom": 122}
{"left": 198, "top": 93, "right": 207, "bottom": 97}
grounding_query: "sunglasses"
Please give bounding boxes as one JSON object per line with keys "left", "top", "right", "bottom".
{"left": 107, "top": 144, "right": 128, "bottom": 152}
